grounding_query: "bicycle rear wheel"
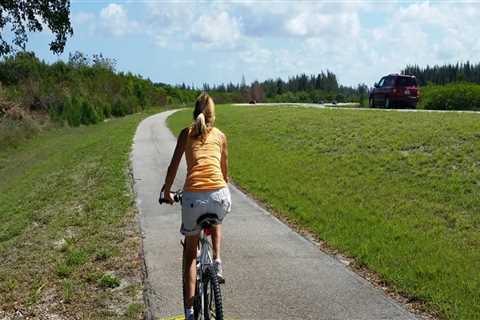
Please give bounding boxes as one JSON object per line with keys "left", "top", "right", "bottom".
{"left": 203, "top": 266, "right": 223, "bottom": 320}
{"left": 183, "top": 243, "right": 202, "bottom": 319}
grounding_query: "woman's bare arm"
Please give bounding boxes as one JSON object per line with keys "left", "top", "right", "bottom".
{"left": 221, "top": 133, "right": 229, "bottom": 183}
{"left": 163, "top": 128, "right": 188, "bottom": 194}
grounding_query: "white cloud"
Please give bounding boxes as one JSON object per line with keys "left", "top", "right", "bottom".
{"left": 100, "top": 3, "right": 140, "bottom": 37}
{"left": 285, "top": 12, "right": 360, "bottom": 38}
{"left": 190, "top": 11, "right": 242, "bottom": 49}
{"left": 146, "top": 1, "right": 196, "bottom": 29}
{"left": 72, "top": 12, "right": 96, "bottom": 35}
{"left": 239, "top": 45, "right": 272, "bottom": 65}
{"left": 72, "top": 12, "right": 95, "bottom": 25}
{"left": 368, "top": 2, "right": 480, "bottom": 70}
{"left": 145, "top": 2, "right": 196, "bottom": 48}
{"left": 87, "top": 1, "right": 480, "bottom": 86}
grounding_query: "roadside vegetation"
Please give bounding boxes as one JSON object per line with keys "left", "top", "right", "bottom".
{"left": 418, "top": 82, "right": 480, "bottom": 111}
{"left": 168, "top": 105, "right": 480, "bottom": 320}
{"left": 200, "top": 72, "right": 369, "bottom": 106}
{"left": 403, "top": 62, "right": 480, "bottom": 86}
{"left": 0, "top": 108, "right": 163, "bottom": 319}
{"left": 0, "top": 51, "right": 198, "bottom": 149}
{"left": 404, "top": 62, "right": 480, "bottom": 111}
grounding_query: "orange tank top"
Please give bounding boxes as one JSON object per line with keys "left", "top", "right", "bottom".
{"left": 184, "top": 127, "right": 227, "bottom": 192}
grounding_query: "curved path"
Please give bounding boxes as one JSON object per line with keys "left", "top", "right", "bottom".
{"left": 131, "top": 110, "right": 418, "bottom": 320}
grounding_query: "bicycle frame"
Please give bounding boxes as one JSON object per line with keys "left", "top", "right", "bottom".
{"left": 196, "top": 229, "right": 213, "bottom": 320}
{"left": 161, "top": 190, "right": 222, "bottom": 319}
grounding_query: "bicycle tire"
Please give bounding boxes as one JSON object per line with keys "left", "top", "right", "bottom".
{"left": 182, "top": 244, "right": 186, "bottom": 309}
{"left": 183, "top": 244, "right": 202, "bottom": 319}
{"left": 203, "top": 266, "right": 223, "bottom": 320}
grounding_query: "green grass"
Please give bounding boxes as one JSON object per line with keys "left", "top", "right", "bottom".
{"left": 168, "top": 105, "right": 480, "bottom": 320}
{"left": 98, "top": 274, "right": 121, "bottom": 289}
{"left": 0, "top": 108, "right": 163, "bottom": 318}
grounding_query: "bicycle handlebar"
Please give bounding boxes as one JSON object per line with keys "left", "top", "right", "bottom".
{"left": 159, "top": 189, "right": 182, "bottom": 204}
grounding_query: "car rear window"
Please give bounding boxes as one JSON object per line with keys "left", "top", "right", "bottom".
{"left": 396, "top": 77, "right": 417, "bottom": 86}
{"left": 383, "top": 77, "right": 395, "bottom": 87}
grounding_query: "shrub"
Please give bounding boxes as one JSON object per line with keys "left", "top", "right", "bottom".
{"left": 0, "top": 103, "right": 41, "bottom": 148}
{"left": 112, "top": 98, "right": 128, "bottom": 117}
{"left": 98, "top": 273, "right": 120, "bottom": 288}
{"left": 0, "top": 116, "right": 40, "bottom": 149}
{"left": 55, "top": 263, "right": 73, "bottom": 278}
{"left": 64, "top": 96, "right": 82, "bottom": 127}
{"left": 419, "top": 82, "right": 480, "bottom": 111}
{"left": 0, "top": 51, "right": 193, "bottom": 145}
{"left": 80, "top": 100, "right": 99, "bottom": 125}
{"left": 102, "top": 101, "right": 112, "bottom": 119}
{"left": 62, "top": 279, "right": 74, "bottom": 303}
{"left": 65, "top": 249, "right": 88, "bottom": 266}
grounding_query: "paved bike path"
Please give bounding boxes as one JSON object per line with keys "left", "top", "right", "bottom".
{"left": 132, "top": 110, "right": 417, "bottom": 319}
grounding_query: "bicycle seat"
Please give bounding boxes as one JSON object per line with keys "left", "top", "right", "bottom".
{"left": 197, "top": 213, "right": 220, "bottom": 229}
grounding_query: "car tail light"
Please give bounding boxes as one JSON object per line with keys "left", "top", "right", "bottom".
{"left": 392, "top": 88, "right": 402, "bottom": 96}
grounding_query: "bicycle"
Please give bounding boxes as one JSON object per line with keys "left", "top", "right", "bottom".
{"left": 160, "top": 189, "right": 224, "bottom": 320}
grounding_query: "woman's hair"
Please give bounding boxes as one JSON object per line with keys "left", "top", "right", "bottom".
{"left": 192, "top": 92, "right": 215, "bottom": 141}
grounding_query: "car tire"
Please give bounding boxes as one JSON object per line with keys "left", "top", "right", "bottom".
{"left": 385, "top": 97, "right": 391, "bottom": 109}
{"left": 369, "top": 97, "right": 375, "bottom": 108}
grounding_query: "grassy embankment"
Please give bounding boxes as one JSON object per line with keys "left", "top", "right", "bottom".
{"left": 0, "top": 108, "right": 164, "bottom": 319}
{"left": 168, "top": 105, "right": 480, "bottom": 320}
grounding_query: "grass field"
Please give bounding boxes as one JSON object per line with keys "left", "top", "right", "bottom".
{"left": 0, "top": 108, "right": 164, "bottom": 319}
{"left": 168, "top": 105, "right": 480, "bottom": 320}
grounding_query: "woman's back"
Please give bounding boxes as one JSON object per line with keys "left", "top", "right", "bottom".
{"left": 184, "top": 127, "right": 226, "bottom": 192}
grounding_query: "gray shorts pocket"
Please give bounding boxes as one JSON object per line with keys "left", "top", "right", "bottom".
{"left": 211, "top": 188, "right": 231, "bottom": 213}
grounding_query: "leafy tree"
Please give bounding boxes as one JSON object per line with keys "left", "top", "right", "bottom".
{"left": 0, "top": 0, "right": 73, "bottom": 56}
{"left": 402, "top": 62, "right": 480, "bottom": 86}
{"left": 92, "top": 53, "right": 116, "bottom": 72}
{"left": 68, "top": 51, "right": 90, "bottom": 68}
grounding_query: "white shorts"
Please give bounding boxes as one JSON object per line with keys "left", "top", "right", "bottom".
{"left": 180, "top": 186, "right": 232, "bottom": 236}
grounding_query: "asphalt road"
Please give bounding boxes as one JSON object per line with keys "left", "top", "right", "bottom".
{"left": 233, "top": 102, "right": 480, "bottom": 113}
{"left": 131, "top": 110, "right": 418, "bottom": 320}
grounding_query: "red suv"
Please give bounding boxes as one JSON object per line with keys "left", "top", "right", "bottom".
{"left": 369, "top": 74, "right": 419, "bottom": 108}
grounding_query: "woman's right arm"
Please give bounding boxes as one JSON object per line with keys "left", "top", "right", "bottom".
{"left": 221, "top": 133, "right": 229, "bottom": 183}
{"left": 163, "top": 128, "right": 188, "bottom": 202}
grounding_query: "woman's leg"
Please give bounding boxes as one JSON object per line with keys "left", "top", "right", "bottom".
{"left": 212, "top": 224, "right": 222, "bottom": 260}
{"left": 184, "top": 234, "right": 200, "bottom": 308}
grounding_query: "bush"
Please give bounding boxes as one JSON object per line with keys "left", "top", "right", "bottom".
{"left": 80, "top": 100, "right": 99, "bottom": 125}
{"left": 102, "top": 101, "right": 112, "bottom": 119}
{"left": 112, "top": 98, "right": 128, "bottom": 117}
{"left": 64, "top": 96, "right": 82, "bottom": 127}
{"left": 98, "top": 273, "right": 120, "bottom": 288}
{"left": 0, "top": 116, "right": 40, "bottom": 149}
{"left": 419, "top": 82, "right": 480, "bottom": 111}
{"left": 0, "top": 51, "right": 196, "bottom": 146}
{"left": 65, "top": 249, "right": 88, "bottom": 266}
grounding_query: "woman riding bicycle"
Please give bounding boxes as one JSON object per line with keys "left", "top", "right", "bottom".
{"left": 162, "top": 92, "right": 231, "bottom": 320}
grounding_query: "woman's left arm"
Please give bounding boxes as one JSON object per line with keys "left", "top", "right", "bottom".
{"left": 163, "top": 128, "right": 188, "bottom": 201}
{"left": 221, "top": 133, "right": 229, "bottom": 183}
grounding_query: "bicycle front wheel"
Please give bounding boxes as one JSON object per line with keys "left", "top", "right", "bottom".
{"left": 203, "top": 266, "right": 223, "bottom": 320}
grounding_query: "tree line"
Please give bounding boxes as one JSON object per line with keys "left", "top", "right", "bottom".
{"left": 0, "top": 51, "right": 197, "bottom": 127}
{"left": 180, "top": 72, "right": 369, "bottom": 105}
{"left": 402, "top": 62, "right": 480, "bottom": 86}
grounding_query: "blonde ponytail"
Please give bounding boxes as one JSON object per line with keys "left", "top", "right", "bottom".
{"left": 191, "top": 92, "right": 215, "bottom": 142}
{"left": 194, "top": 112, "right": 207, "bottom": 138}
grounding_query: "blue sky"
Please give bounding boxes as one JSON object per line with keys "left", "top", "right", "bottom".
{"left": 25, "top": 1, "right": 480, "bottom": 87}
